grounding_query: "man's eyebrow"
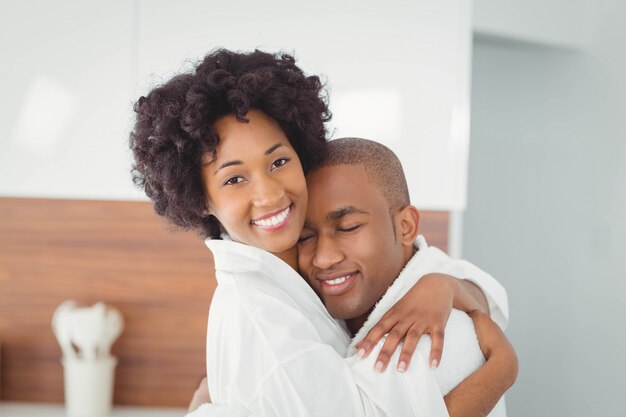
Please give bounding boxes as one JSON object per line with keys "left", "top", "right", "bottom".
{"left": 327, "top": 206, "right": 369, "bottom": 221}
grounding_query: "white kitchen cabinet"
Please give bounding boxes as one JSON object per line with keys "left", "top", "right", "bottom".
{"left": 0, "top": 0, "right": 142, "bottom": 200}
{"left": 138, "top": 0, "right": 472, "bottom": 211}
{"left": 2, "top": 0, "right": 473, "bottom": 211}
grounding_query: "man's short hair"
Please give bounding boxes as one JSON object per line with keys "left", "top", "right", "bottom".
{"left": 315, "top": 137, "right": 410, "bottom": 213}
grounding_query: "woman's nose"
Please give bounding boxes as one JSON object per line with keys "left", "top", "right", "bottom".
{"left": 252, "top": 175, "right": 285, "bottom": 207}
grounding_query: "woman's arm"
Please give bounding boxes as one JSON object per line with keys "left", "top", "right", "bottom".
{"left": 443, "top": 311, "right": 518, "bottom": 417}
{"left": 355, "top": 273, "right": 490, "bottom": 371}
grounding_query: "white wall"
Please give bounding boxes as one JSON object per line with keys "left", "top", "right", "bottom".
{"left": 0, "top": 0, "right": 143, "bottom": 200}
{"left": 464, "top": 0, "right": 626, "bottom": 415}
{"left": 0, "top": 0, "right": 472, "bottom": 211}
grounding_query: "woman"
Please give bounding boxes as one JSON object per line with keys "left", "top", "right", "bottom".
{"left": 130, "top": 49, "right": 515, "bottom": 416}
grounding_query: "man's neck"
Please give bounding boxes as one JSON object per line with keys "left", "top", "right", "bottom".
{"left": 344, "top": 243, "right": 418, "bottom": 337}
{"left": 345, "top": 310, "right": 373, "bottom": 336}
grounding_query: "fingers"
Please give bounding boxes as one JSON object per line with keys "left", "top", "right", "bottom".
{"left": 356, "top": 318, "right": 448, "bottom": 373}
{"left": 373, "top": 324, "right": 410, "bottom": 372}
{"left": 395, "top": 326, "right": 424, "bottom": 372}
{"left": 355, "top": 314, "right": 399, "bottom": 359}
{"left": 394, "top": 325, "right": 443, "bottom": 372}
{"left": 428, "top": 327, "right": 445, "bottom": 369}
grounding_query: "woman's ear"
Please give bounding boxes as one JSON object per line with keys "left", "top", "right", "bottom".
{"left": 204, "top": 197, "right": 215, "bottom": 217}
{"left": 396, "top": 205, "right": 420, "bottom": 246}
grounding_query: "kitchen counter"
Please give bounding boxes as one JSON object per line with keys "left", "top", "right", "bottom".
{"left": 0, "top": 402, "right": 188, "bottom": 417}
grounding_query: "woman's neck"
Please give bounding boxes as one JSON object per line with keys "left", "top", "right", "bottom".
{"left": 272, "top": 245, "right": 299, "bottom": 271}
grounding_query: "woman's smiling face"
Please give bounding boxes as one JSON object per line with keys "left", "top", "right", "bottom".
{"left": 201, "top": 109, "right": 308, "bottom": 254}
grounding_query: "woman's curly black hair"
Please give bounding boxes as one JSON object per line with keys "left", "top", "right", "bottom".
{"left": 130, "top": 49, "right": 331, "bottom": 239}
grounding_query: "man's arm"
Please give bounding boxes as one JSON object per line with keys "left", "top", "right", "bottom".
{"left": 443, "top": 311, "right": 518, "bottom": 417}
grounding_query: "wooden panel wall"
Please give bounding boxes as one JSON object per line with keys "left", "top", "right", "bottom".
{"left": 0, "top": 197, "right": 448, "bottom": 406}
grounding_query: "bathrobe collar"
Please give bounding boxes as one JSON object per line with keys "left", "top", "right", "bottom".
{"left": 205, "top": 238, "right": 350, "bottom": 343}
{"left": 348, "top": 235, "right": 430, "bottom": 355}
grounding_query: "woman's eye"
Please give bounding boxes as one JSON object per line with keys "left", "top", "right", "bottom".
{"left": 271, "top": 157, "right": 290, "bottom": 170}
{"left": 224, "top": 176, "right": 244, "bottom": 186}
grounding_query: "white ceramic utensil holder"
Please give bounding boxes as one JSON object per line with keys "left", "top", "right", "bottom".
{"left": 62, "top": 355, "right": 117, "bottom": 417}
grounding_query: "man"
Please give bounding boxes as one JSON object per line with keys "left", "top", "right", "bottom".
{"left": 188, "top": 138, "right": 516, "bottom": 417}
{"left": 296, "top": 138, "right": 516, "bottom": 416}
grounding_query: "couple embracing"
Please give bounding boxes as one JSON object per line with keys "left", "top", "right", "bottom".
{"left": 130, "top": 49, "right": 517, "bottom": 417}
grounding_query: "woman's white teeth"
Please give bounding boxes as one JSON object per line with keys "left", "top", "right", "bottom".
{"left": 253, "top": 206, "right": 290, "bottom": 227}
{"left": 326, "top": 275, "right": 349, "bottom": 285}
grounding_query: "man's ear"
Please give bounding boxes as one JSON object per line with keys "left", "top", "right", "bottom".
{"left": 395, "top": 205, "right": 420, "bottom": 246}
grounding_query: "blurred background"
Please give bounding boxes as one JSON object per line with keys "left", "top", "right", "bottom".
{"left": 0, "top": 1, "right": 624, "bottom": 416}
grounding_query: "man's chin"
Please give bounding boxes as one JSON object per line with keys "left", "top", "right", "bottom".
{"left": 324, "top": 302, "right": 349, "bottom": 320}
{"left": 325, "top": 301, "right": 362, "bottom": 321}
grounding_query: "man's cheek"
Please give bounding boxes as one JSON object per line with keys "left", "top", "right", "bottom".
{"left": 296, "top": 253, "right": 309, "bottom": 276}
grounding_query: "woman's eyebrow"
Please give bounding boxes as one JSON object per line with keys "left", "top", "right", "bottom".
{"left": 215, "top": 160, "right": 242, "bottom": 174}
{"left": 214, "top": 143, "right": 284, "bottom": 173}
{"left": 265, "top": 143, "right": 284, "bottom": 155}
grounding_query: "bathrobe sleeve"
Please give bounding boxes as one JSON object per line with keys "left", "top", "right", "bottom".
{"left": 206, "top": 273, "right": 450, "bottom": 417}
{"left": 187, "top": 349, "right": 449, "bottom": 417}
{"left": 351, "top": 310, "right": 507, "bottom": 417}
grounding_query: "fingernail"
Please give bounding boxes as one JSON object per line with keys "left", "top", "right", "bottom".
{"left": 397, "top": 361, "right": 407, "bottom": 372}
{"left": 431, "top": 359, "right": 438, "bottom": 369}
{"left": 375, "top": 361, "right": 384, "bottom": 372}
{"left": 357, "top": 348, "right": 366, "bottom": 359}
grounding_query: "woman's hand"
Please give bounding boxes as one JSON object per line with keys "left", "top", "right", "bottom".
{"left": 188, "top": 376, "right": 211, "bottom": 413}
{"left": 355, "top": 273, "right": 457, "bottom": 372}
{"left": 355, "top": 273, "right": 490, "bottom": 372}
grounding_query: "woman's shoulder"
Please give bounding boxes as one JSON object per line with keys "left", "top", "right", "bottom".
{"left": 205, "top": 238, "right": 290, "bottom": 274}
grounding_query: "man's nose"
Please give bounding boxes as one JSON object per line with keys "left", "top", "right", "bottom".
{"left": 312, "top": 235, "right": 344, "bottom": 270}
{"left": 252, "top": 175, "right": 285, "bottom": 207}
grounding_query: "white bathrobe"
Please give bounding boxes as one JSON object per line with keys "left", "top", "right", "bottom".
{"left": 187, "top": 236, "right": 508, "bottom": 417}
{"left": 348, "top": 235, "right": 508, "bottom": 416}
